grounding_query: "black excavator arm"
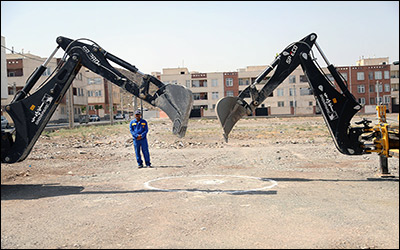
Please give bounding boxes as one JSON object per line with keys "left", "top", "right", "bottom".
{"left": 1, "top": 37, "right": 193, "bottom": 164}
{"left": 216, "top": 33, "right": 368, "bottom": 155}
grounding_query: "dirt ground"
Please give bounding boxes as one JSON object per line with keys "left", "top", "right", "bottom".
{"left": 1, "top": 114, "right": 399, "bottom": 249}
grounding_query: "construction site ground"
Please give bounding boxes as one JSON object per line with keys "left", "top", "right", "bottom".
{"left": 1, "top": 114, "right": 399, "bottom": 249}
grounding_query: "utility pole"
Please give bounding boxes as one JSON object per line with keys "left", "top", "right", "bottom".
{"left": 67, "top": 87, "right": 74, "bottom": 128}
{"left": 108, "top": 80, "right": 114, "bottom": 125}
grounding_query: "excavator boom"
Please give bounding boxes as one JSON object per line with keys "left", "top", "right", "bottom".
{"left": 1, "top": 37, "right": 193, "bottom": 163}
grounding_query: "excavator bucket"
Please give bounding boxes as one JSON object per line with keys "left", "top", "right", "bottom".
{"left": 154, "top": 84, "right": 193, "bottom": 138}
{"left": 216, "top": 96, "right": 247, "bottom": 142}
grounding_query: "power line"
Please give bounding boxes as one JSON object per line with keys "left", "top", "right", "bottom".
{"left": 1, "top": 44, "right": 59, "bottom": 64}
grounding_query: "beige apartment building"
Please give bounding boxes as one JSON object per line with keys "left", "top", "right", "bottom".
{"left": 237, "top": 65, "right": 319, "bottom": 116}
{"left": 156, "top": 67, "right": 225, "bottom": 117}
{"left": 83, "top": 67, "right": 121, "bottom": 118}
{"left": 2, "top": 52, "right": 88, "bottom": 123}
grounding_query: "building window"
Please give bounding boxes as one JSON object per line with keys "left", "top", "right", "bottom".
{"left": 88, "top": 78, "right": 102, "bottom": 84}
{"left": 226, "top": 78, "right": 233, "bottom": 87}
{"left": 309, "top": 101, "right": 313, "bottom": 106}
{"left": 384, "top": 95, "right": 390, "bottom": 104}
{"left": 300, "top": 75, "right": 308, "bottom": 82}
{"left": 300, "top": 88, "right": 312, "bottom": 96}
{"left": 384, "top": 71, "right": 390, "bottom": 79}
{"left": 358, "top": 97, "right": 366, "bottom": 105}
{"left": 186, "top": 80, "right": 190, "bottom": 88}
{"left": 239, "top": 78, "right": 249, "bottom": 86}
{"left": 212, "top": 92, "right": 219, "bottom": 100}
{"left": 289, "top": 75, "right": 296, "bottom": 84}
{"left": 369, "top": 85, "right": 375, "bottom": 93}
{"left": 357, "top": 85, "right": 365, "bottom": 93}
{"left": 192, "top": 80, "right": 207, "bottom": 87}
{"left": 289, "top": 101, "right": 297, "bottom": 107}
{"left": 357, "top": 72, "right": 364, "bottom": 81}
{"left": 277, "top": 89, "right": 284, "bottom": 97}
{"left": 375, "top": 71, "right": 382, "bottom": 80}
{"left": 226, "top": 91, "right": 234, "bottom": 97}
{"left": 289, "top": 88, "right": 296, "bottom": 96}
{"left": 278, "top": 101, "right": 284, "bottom": 107}
{"left": 368, "top": 72, "right": 374, "bottom": 80}
{"left": 211, "top": 79, "right": 218, "bottom": 87}
{"left": 384, "top": 84, "right": 390, "bottom": 92}
{"left": 193, "top": 92, "right": 208, "bottom": 100}
{"left": 370, "top": 97, "right": 375, "bottom": 105}
{"left": 8, "top": 87, "right": 14, "bottom": 95}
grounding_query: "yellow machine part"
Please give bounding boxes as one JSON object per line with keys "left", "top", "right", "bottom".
{"left": 366, "top": 105, "right": 399, "bottom": 158}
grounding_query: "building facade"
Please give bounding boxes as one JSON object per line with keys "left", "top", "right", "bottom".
{"left": 158, "top": 67, "right": 225, "bottom": 117}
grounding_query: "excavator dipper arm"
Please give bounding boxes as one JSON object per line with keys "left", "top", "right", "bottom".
{"left": 1, "top": 37, "right": 193, "bottom": 164}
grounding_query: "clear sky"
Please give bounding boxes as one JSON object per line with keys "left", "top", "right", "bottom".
{"left": 1, "top": 1, "right": 399, "bottom": 74}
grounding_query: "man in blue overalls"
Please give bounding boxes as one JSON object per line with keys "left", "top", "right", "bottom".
{"left": 129, "top": 109, "right": 151, "bottom": 168}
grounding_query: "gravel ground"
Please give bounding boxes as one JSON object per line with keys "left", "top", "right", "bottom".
{"left": 1, "top": 114, "right": 399, "bottom": 249}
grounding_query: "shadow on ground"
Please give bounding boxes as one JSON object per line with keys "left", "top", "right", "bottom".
{"left": 1, "top": 183, "right": 277, "bottom": 200}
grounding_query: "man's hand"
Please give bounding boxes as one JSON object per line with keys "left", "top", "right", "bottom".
{"left": 137, "top": 135, "right": 142, "bottom": 140}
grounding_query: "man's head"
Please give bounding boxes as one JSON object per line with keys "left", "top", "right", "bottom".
{"left": 134, "top": 109, "right": 142, "bottom": 121}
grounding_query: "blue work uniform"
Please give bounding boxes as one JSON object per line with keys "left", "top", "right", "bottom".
{"left": 129, "top": 118, "right": 151, "bottom": 167}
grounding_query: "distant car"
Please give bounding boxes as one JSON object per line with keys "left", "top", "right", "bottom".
{"left": 89, "top": 115, "right": 100, "bottom": 122}
{"left": 114, "top": 113, "right": 124, "bottom": 120}
{"left": 1, "top": 115, "right": 10, "bottom": 129}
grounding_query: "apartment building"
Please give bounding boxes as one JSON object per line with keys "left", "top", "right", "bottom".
{"left": 237, "top": 65, "right": 318, "bottom": 116}
{"left": 2, "top": 52, "right": 88, "bottom": 123}
{"left": 84, "top": 67, "right": 121, "bottom": 118}
{"left": 337, "top": 57, "right": 393, "bottom": 113}
{"left": 158, "top": 67, "right": 224, "bottom": 117}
